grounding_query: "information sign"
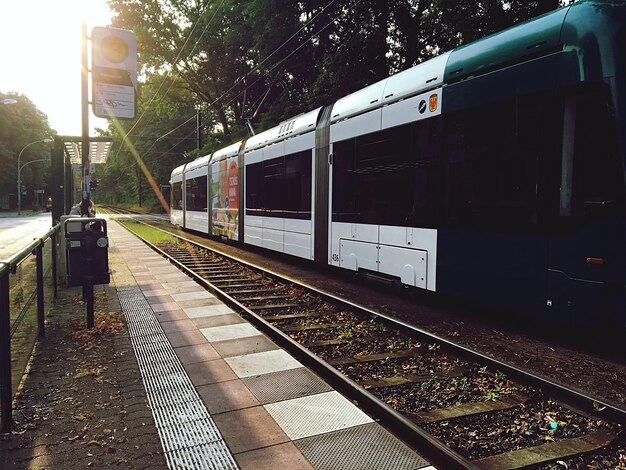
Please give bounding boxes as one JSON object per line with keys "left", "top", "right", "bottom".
{"left": 91, "top": 27, "right": 137, "bottom": 119}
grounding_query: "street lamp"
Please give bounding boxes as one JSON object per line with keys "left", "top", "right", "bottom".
{"left": 17, "top": 138, "right": 53, "bottom": 215}
{"left": 1, "top": 99, "right": 17, "bottom": 105}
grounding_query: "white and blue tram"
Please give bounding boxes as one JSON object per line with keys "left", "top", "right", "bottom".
{"left": 171, "top": 0, "right": 626, "bottom": 329}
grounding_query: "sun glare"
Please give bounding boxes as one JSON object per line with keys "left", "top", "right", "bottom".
{"left": 0, "top": 0, "right": 113, "bottom": 135}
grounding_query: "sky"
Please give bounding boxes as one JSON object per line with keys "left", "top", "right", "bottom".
{"left": 0, "top": 0, "right": 114, "bottom": 135}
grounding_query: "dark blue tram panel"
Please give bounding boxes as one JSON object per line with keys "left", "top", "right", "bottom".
{"left": 171, "top": 0, "right": 626, "bottom": 331}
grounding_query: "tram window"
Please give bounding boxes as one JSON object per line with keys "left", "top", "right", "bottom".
{"left": 263, "top": 157, "right": 284, "bottom": 214}
{"left": 407, "top": 117, "right": 442, "bottom": 227}
{"left": 444, "top": 98, "right": 539, "bottom": 229}
{"left": 332, "top": 139, "right": 357, "bottom": 223}
{"left": 172, "top": 182, "right": 183, "bottom": 210}
{"left": 185, "top": 176, "right": 207, "bottom": 211}
{"left": 246, "top": 151, "right": 312, "bottom": 219}
{"left": 332, "top": 119, "right": 441, "bottom": 227}
{"left": 356, "top": 125, "right": 412, "bottom": 226}
{"left": 284, "top": 151, "right": 312, "bottom": 219}
{"left": 570, "top": 88, "right": 624, "bottom": 216}
{"left": 246, "top": 162, "right": 263, "bottom": 215}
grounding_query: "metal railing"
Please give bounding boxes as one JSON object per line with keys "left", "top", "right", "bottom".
{"left": 0, "top": 224, "right": 59, "bottom": 432}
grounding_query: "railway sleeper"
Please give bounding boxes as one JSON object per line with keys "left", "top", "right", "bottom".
{"left": 328, "top": 349, "right": 420, "bottom": 366}
{"left": 194, "top": 268, "right": 239, "bottom": 275}
{"left": 183, "top": 261, "right": 231, "bottom": 267}
{"left": 214, "top": 282, "right": 265, "bottom": 289}
{"left": 200, "top": 273, "right": 248, "bottom": 280}
{"left": 236, "top": 294, "right": 294, "bottom": 302}
{"left": 358, "top": 367, "right": 467, "bottom": 390}
{"left": 281, "top": 321, "right": 351, "bottom": 332}
{"left": 263, "top": 311, "right": 329, "bottom": 321}
{"left": 211, "top": 278, "right": 263, "bottom": 284}
{"left": 473, "top": 429, "right": 617, "bottom": 470}
{"left": 249, "top": 303, "right": 300, "bottom": 311}
{"left": 406, "top": 393, "right": 530, "bottom": 425}
{"left": 304, "top": 333, "right": 391, "bottom": 348}
{"left": 226, "top": 287, "right": 283, "bottom": 295}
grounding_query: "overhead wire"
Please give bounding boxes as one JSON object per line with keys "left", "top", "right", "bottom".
{"left": 138, "top": 0, "right": 344, "bottom": 151}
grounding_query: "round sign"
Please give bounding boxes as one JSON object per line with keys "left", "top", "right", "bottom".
{"left": 97, "top": 237, "right": 109, "bottom": 248}
{"left": 101, "top": 36, "right": 129, "bottom": 64}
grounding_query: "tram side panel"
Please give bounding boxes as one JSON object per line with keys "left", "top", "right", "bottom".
{"left": 243, "top": 133, "right": 316, "bottom": 259}
{"left": 184, "top": 159, "right": 210, "bottom": 233}
{"left": 328, "top": 94, "right": 441, "bottom": 291}
{"left": 170, "top": 164, "right": 185, "bottom": 226}
{"left": 211, "top": 154, "right": 240, "bottom": 240}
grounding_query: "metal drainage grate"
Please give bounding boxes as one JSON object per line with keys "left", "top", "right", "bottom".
{"left": 117, "top": 285, "right": 238, "bottom": 469}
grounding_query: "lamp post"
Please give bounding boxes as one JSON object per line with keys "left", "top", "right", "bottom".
{"left": 17, "top": 139, "right": 52, "bottom": 215}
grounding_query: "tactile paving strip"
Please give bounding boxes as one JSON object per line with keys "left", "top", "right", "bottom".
{"left": 243, "top": 367, "right": 333, "bottom": 404}
{"left": 295, "top": 422, "right": 432, "bottom": 470}
{"left": 264, "top": 391, "right": 373, "bottom": 440}
{"left": 117, "top": 285, "right": 237, "bottom": 469}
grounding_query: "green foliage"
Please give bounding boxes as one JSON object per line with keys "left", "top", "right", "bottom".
{"left": 0, "top": 93, "right": 54, "bottom": 209}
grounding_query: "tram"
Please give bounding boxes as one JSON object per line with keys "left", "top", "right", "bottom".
{"left": 171, "top": 0, "right": 626, "bottom": 329}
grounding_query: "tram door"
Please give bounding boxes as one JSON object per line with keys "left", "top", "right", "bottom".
{"left": 546, "top": 91, "right": 626, "bottom": 327}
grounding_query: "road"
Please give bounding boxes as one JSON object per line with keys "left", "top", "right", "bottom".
{"left": 0, "top": 213, "right": 54, "bottom": 259}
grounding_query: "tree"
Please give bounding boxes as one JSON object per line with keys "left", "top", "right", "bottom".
{"left": 0, "top": 93, "right": 54, "bottom": 210}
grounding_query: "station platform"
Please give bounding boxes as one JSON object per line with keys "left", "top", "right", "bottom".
{"left": 2, "top": 218, "right": 435, "bottom": 469}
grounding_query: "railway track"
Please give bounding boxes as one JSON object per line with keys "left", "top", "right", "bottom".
{"left": 105, "top": 208, "right": 626, "bottom": 469}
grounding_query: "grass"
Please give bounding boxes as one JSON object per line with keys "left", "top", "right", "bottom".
{"left": 120, "top": 220, "right": 181, "bottom": 246}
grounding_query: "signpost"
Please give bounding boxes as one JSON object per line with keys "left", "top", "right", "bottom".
{"left": 91, "top": 27, "right": 137, "bottom": 120}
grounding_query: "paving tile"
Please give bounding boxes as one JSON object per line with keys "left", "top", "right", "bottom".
{"left": 192, "top": 314, "right": 246, "bottom": 329}
{"left": 148, "top": 267, "right": 180, "bottom": 273}
{"left": 243, "top": 368, "right": 333, "bottom": 405}
{"left": 200, "top": 323, "right": 261, "bottom": 343}
{"left": 143, "top": 260, "right": 171, "bottom": 265}
{"left": 146, "top": 294, "right": 175, "bottom": 305}
{"left": 156, "top": 273, "right": 190, "bottom": 281}
{"left": 183, "top": 304, "right": 235, "bottom": 318}
{"left": 161, "top": 280, "right": 198, "bottom": 290}
{"left": 141, "top": 288, "right": 169, "bottom": 298}
{"left": 213, "top": 406, "right": 289, "bottom": 454}
{"left": 165, "top": 329, "right": 207, "bottom": 348}
{"left": 162, "top": 284, "right": 204, "bottom": 294}
{"left": 225, "top": 350, "right": 302, "bottom": 378}
{"left": 197, "top": 379, "right": 259, "bottom": 414}
{"left": 138, "top": 281, "right": 167, "bottom": 291}
{"left": 183, "top": 359, "right": 237, "bottom": 386}
{"left": 170, "top": 291, "right": 215, "bottom": 302}
{"left": 174, "top": 343, "right": 220, "bottom": 364}
{"left": 125, "top": 266, "right": 147, "bottom": 272}
{"left": 177, "top": 298, "right": 224, "bottom": 309}
{"left": 235, "top": 443, "right": 314, "bottom": 470}
{"left": 265, "top": 391, "right": 373, "bottom": 440}
{"left": 154, "top": 309, "right": 188, "bottom": 322}
{"left": 212, "top": 335, "right": 279, "bottom": 358}
{"left": 160, "top": 319, "right": 198, "bottom": 333}
{"left": 133, "top": 274, "right": 156, "bottom": 281}
{"left": 151, "top": 302, "right": 183, "bottom": 313}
